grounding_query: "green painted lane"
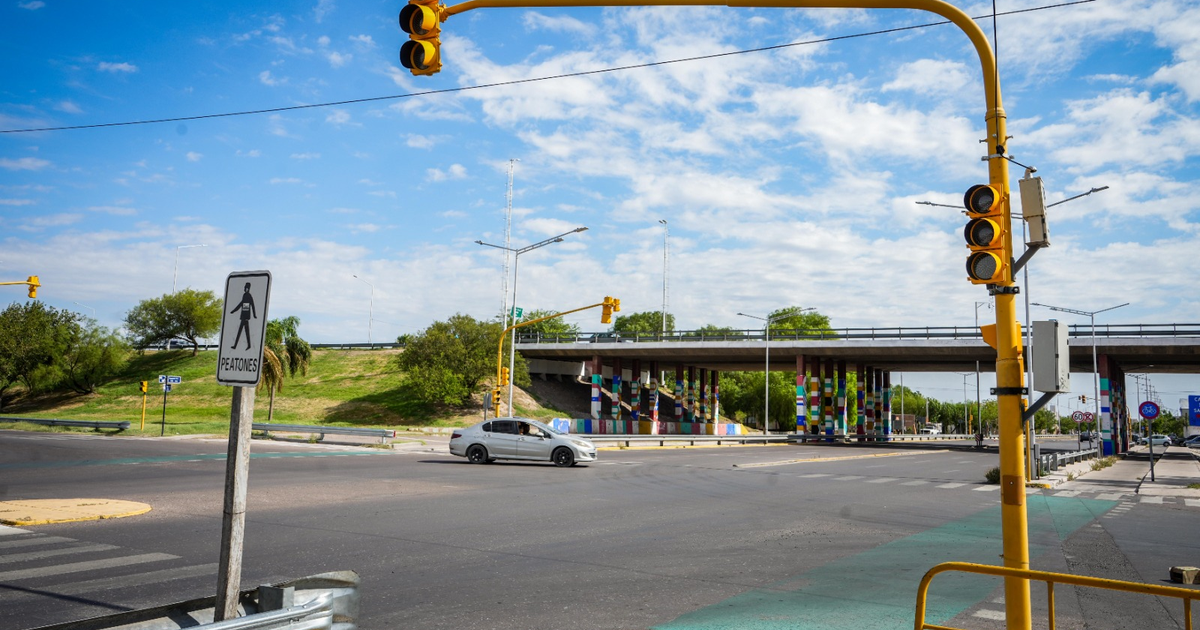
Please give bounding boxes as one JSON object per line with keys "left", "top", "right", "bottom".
{"left": 0, "top": 450, "right": 387, "bottom": 471}
{"left": 655, "top": 495, "right": 1116, "bottom": 630}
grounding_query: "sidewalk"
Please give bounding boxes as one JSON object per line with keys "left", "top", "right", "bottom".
{"left": 1042, "top": 445, "right": 1200, "bottom": 498}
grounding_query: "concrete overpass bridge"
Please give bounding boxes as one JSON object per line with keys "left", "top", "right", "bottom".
{"left": 514, "top": 323, "right": 1200, "bottom": 455}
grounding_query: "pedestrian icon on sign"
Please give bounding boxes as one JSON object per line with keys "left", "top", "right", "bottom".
{"left": 229, "top": 282, "right": 257, "bottom": 350}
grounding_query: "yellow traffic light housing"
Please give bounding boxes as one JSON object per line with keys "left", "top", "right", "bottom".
{"left": 499, "top": 367, "right": 510, "bottom": 386}
{"left": 26, "top": 275, "right": 39, "bottom": 299}
{"left": 601, "top": 296, "right": 620, "bottom": 324}
{"left": 399, "top": 0, "right": 442, "bottom": 76}
{"left": 140, "top": 381, "right": 148, "bottom": 393}
{"left": 491, "top": 388, "right": 501, "bottom": 410}
{"left": 963, "top": 185, "right": 1008, "bottom": 285}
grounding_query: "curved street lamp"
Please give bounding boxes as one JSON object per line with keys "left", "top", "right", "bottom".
{"left": 737, "top": 307, "right": 816, "bottom": 434}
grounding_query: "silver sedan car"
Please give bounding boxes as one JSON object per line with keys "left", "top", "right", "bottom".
{"left": 449, "top": 417, "right": 597, "bottom": 467}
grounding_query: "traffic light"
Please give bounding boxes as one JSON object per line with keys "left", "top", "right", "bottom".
{"left": 26, "top": 275, "right": 39, "bottom": 299}
{"left": 963, "top": 184, "right": 1008, "bottom": 284}
{"left": 600, "top": 296, "right": 621, "bottom": 324}
{"left": 491, "top": 388, "right": 501, "bottom": 409}
{"left": 1080, "top": 395, "right": 1087, "bottom": 404}
{"left": 499, "top": 367, "right": 510, "bottom": 386}
{"left": 398, "top": 0, "right": 442, "bottom": 76}
{"left": 140, "top": 381, "right": 148, "bottom": 393}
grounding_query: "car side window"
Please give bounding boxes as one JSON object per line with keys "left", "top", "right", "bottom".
{"left": 492, "top": 421, "right": 517, "bottom": 434}
{"left": 481, "top": 422, "right": 492, "bottom": 432}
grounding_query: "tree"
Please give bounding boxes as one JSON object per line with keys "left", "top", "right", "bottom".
{"left": 693, "top": 324, "right": 736, "bottom": 336}
{"left": 61, "top": 322, "right": 129, "bottom": 394}
{"left": 257, "top": 316, "right": 313, "bottom": 423}
{"left": 396, "top": 313, "right": 527, "bottom": 406}
{"left": 0, "top": 301, "right": 81, "bottom": 407}
{"left": 516, "top": 309, "right": 581, "bottom": 339}
{"left": 611, "top": 311, "right": 674, "bottom": 334}
{"left": 124, "top": 289, "right": 221, "bottom": 355}
{"left": 766, "top": 307, "right": 833, "bottom": 338}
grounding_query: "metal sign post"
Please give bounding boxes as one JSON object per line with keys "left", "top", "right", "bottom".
{"left": 1140, "top": 401, "right": 1160, "bottom": 482}
{"left": 213, "top": 270, "right": 271, "bottom": 622}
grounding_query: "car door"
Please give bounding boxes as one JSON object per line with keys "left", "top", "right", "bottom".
{"left": 517, "top": 422, "right": 554, "bottom": 461}
{"left": 486, "top": 420, "right": 521, "bottom": 458}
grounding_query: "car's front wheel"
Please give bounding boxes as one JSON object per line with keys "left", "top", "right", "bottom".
{"left": 552, "top": 447, "right": 575, "bottom": 467}
{"left": 467, "top": 445, "right": 489, "bottom": 464}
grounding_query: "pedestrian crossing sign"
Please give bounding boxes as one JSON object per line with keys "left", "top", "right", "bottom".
{"left": 215, "top": 270, "right": 272, "bottom": 387}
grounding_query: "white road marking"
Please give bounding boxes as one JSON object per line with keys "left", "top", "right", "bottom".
{"left": 39, "top": 563, "right": 219, "bottom": 596}
{"left": 0, "top": 544, "right": 119, "bottom": 565}
{"left": 833, "top": 476, "right": 864, "bottom": 481}
{"left": 1053, "top": 491, "right": 1080, "bottom": 497}
{"left": 866, "top": 478, "right": 896, "bottom": 484}
{"left": 0, "top": 553, "right": 179, "bottom": 581}
{"left": 0, "top": 536, "right": 76, "bottom": 550}
{"left": 1185, "top": 499, "right": 1199, "bottom": 508}
{"left": 0, "top": 525, "right": 32, "bottom": 536}
{"left": 901, "top": 480, "right": 929, "bottom": 486}
{"left": 937, "top": 483, "right": 966, "bottom": 489}
{"left": 1139, "top": 496, "right": 1164, "bottom": 504}
{"left": 1098, "top": 493, "right": 1126, "bottom": 501}
{"left": 973, "top": 609, "right": 1006, "bottom": 620}
{"left": 974, "top": 486, "right": 1001, "bottom": 492}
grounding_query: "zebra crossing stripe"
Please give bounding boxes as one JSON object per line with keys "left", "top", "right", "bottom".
{"left": 0, "top": 535, "right": 76, "bottom": 549}
{"left": 937, "top": 483, "right": 966, "bottom": 489}
{"left": 0, "top": 525, "right": 31, "bottom": 536}
{"left": 36, "top": 563, "right": 219, "bottom": 596}
{"left": 0, "top": 543, "right": 118, "bottom": 565}
{"left": 0, "top": 552, "right": 178, "bottom": 581}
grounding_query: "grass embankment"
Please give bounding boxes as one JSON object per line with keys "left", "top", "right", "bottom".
{"left": 1, "top": 349, "right": 570, "bottom": 437}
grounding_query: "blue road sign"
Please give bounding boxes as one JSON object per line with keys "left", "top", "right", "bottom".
{"left": 167, "top": 375, "right": 182, "bottom": 385}
{"left": 163, "top": 384, "right": 172, "bottom": 393}
{"left": 1189, "top": 395, "right": 1200, "bottom": 427}
{"left": 158, "top": 375, "right": 167, "bottom": 384}
{"left": 1139, "top": 401, "right": 1160, "bottom": 420}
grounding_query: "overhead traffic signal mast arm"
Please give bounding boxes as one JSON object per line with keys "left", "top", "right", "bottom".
{"left": 493, "top": 298, "right": 620, "bottom": 399}
{"left": 434, "top": 0, "right": 1025, "bottom": 624}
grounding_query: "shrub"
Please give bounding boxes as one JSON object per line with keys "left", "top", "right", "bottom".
{"left": 985, "top": 467, "right": 1001, "bottom": 484}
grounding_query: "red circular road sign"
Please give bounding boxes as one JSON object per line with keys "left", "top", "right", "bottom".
{"left": 1139, "top": 401, "right": 1160, "bottom": 420}
{"left": 1071, "top": 411, "right": 1085, "bottom": 422}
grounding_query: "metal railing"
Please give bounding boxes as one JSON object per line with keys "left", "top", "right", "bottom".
{"left": 914, "top": 561, "right": 1196, "bottom": 630}
{"left": 253, "top": 423, "right": 396, "bottom": 443}
{"left": 0, "top": 416, "right": 129, "bottom": 430}
{"left": 517, "top": 323, "right": 1200, "bottom": 345}
{"left": 1038, "top": 447, "right": 1099, "bottom": 473}
{"left": 589, "top": 434, "right": 790, "bottom": 447}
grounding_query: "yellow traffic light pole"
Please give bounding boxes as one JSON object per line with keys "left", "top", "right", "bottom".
{"left": 0, "top": 276, "right": 41, "bottom": 298}
{"left": 416, "top": 0, "right": 1028, "bottom": 626}
{"left": 494, "top": 297, "right": 619, "bottom": 417}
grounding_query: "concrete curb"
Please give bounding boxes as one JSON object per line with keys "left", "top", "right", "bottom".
{"left": 0, "top": 498, "right": 152, "bottom": 526}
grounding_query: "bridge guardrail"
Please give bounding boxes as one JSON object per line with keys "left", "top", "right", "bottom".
{"left": 0, "top": 416, "right": 129, "bottom": 431}
{"left": 517, "top": 323, "right": 1200, "bottom": 344}
{"left": 589, "top": 434, "right": 789, "bottom": 447}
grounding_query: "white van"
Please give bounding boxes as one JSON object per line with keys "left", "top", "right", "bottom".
{"left": 919, "top": 427, "right": 941, "bottom": 435}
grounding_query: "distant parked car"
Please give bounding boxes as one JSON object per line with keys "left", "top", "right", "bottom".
{"left": 1181, "top": 435, "right": 1200, "bottom": 448}
{"left": 1079, "top": 431, "right": 1094, "bottom": 441}
{"left": 449, "top": 418, "right": 597, "bottom": 467}
{"left": 1147, "top": 434, "right": 1172, "bottom": 447}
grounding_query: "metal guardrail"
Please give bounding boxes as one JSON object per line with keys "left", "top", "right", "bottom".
{"left": 252, "top": 422, "right": 396, "bottom": 443}
{"left": 914, "top": 561, "right": 1196, "bottom": 630}
{"left": 0, "top": 416, "right": 129, "bottom": 430}
{"left": 517, "top": 323, "right": 1200, "bottom": 344}
{"left": 790, "top": 432, "right": 971, "bottom": 442}
{"left": 1038, "top": 447, "right": 1100, "bottom": 473}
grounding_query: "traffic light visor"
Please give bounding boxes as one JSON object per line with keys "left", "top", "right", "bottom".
{"left": 965, "top": 218, "right": 1001, "bottom": 248}
{"left": 400, "top": 40, "right": 438, "bottom": 71}
{"left": 964, "top": 185, "right": 1001, "bottom": 217}
{"left": 399, "top": 3, "right": 437, "bottom": 36}
{"left": 966, "top": 251, "right": 1003, "bottom": 283}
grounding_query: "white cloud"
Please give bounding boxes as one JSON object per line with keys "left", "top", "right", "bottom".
{"left": 349, "top": 34, "right": 375, "bottom": 48}
{"left": 291, "top": 152, "right": 321, "bottom": 159}
{"left": 326, "top": 51, "right": 351, "bottom": 68}
{"left": 314, "top": 0, "right": 335, "bottom": 23}
{"left": 0, "top": 157, "right": 52, "bottom": 171}
{"left": 0, "top": 199, "right": 35, "bottom": 206}
{"left": 405, "top": 134, "right": 438, "bottom": 149}
{"left": 88, "top": 205, "right": 137, "bottom": 216}
{"left": 325, "top": 109, "right": 354, "bottom": 126}
{"left": 881, "top": 59, "right": 975, "bottom": 95}
{"left": 259, "top": 70, "right": 286, "bottom": 86}
{"left": 18, "top": 1, "right": 45, "bottom": 9}
{"left": 318, "top": 35, "right": 331, "bottom": 47}
{"left": 236, "top": 149, "right": 261, "bottom": 158}
{"left": 347, "top": 223, "right": 382, "bottom": 233}
{"left": 269, "top": 177, "right": 305, "bottom": 185}
{"left": 21, "top": 213, "right": 83, "bottom": 230}
{"left": 522, "top": 12, "right": 598, "bottom": 37}
{"left": 186, "top": 152, "right": 203, "bottom": 162}
{"left": 55, "top": 100, "right": 83, "bottom": 114}
{"left": 426, "top": 164, "right": 468, "bottom": 181}
{"left": 98, "top": 61, "right": 137, "bottom": 73}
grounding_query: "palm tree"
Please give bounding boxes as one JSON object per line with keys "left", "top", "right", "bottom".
{"left": 257, "top": 316, "right": 313, "bottom": 422}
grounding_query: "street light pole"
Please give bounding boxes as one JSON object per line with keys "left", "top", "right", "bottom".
{"left": 738, "top": 308, "right": 814, "bottom": 435}
{"left": 352, "top": 275, "right": 374, "bottom": 346}
{"left": 659, "top": 219, "right": 669, "bottom": 336}
{"left": 173, "top": 244, "right": 207, "bottom": 293}
{"left": 1031, "top": 301, "right": 1129, "bottom": 452}
{"left": 73, "top": 301, "right": 96, "bottom": 318}
{"left": 478, "top": 226, "right": 588, "bottom": 415}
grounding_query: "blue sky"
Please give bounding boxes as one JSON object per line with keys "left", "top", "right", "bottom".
{"left": 2, "top": 0, "right": 1197, "bottom": 403}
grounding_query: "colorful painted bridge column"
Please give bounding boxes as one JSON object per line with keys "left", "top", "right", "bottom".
{"left": 795, "top": 355, "right": 807, "bottom": 433}
{"left": 712, "top": 370, "right": 720, "bottom": 425}
{"left": 687, "top": 366, "right": 697, "bottom": 423}
{"left": 611, "top": 357, "right": 622, "bottom": 430}
{"left": 882, "top": 370, "right": 892, "bottom": 438}
{"left": 823, "top": 358, "right": 834, "bottom": 437}
{"left": 590, "top": 355, "right": 602, "bottom": 423}
{"left": 856, "top": 363, "right": 866, "bottom": 440}
{"left": 630, "top": 358, "right": 641, "bottom": 426}
{"left": 675, "top": 363, "right": 685, "bottom": 422}
{"left": 649, "top": 360, "right": 660, "bottom": 427}
{"left": 699, "top": 368, "right": 709, "bottom": 430}
{"left": 865, "top": 367, "right": 875, "bottom": 439}
{"left": 836, "top": 360, "right": 847, "bottom": 436}
{"left": 874, "top": 368, "right": 884, "bottom": 439}
{"left": 809, "top": 365, "right": 821, "bottom": 434}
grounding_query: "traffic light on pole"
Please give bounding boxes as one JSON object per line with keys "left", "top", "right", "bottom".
{"left": 600, "top": 296, "right": 621, "bottom": 324}
{"left": 140, "top": 381, "right": 148, "bottom": 393}
{"left": 26, "top": 275, "right": 39, "bottom": 299}
{"left": 398, "top": 0, "right": 442, "bottom": 76}
{"left": 963, "top": 185, "right": 1008, "bottom": 285}
{"left": 499, "top": 367, "right": 510, "bottom": 386}
{"left": 491, "top": 388, "right": 501, "bottom": 410}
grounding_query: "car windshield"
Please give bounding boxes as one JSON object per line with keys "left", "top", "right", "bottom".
{"left": 528, "top": 420, "right": 564, "bottom": 436}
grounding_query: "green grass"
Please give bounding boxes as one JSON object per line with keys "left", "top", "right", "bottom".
{"left": 0, "top": 349, "right": 485, "bottom": 436}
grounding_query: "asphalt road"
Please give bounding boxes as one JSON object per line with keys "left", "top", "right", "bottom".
{"left": 1, "top": 431, "right": 1197, "bottom": 629}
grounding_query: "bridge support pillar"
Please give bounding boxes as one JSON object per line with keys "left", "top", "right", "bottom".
{"left": 809, "top": 365, "right": 821, "bottom": 435}
{"left": 649, "top": 360, "right": 660, "bottom": 427}
{"left": 612, "top": 357, "right": 622, "bottom": 429}
{"left": 856, "top": 363, "right": 866, "bottom": 441}
{"left": 631, "top": 359, "right": 641, "bottom": 429}
{"left": 687, "top": 366, "right": 696, "bottom": 424}
{"left": 699, "top": 368, "right": 709, "bottom": 432}
{"left": 874, "top": 368, "right": 884, "bottom": 440}
{"left": 712, "top": 371, "right": 720, "bottom": 427}
{"left": 675, "top": 364, "right": 685, "bottom": 423}
{"left": 823, "top": 359, "right": 834, "bottom": 438}
{"left": 865, "top": 367, "right": 876, "bottom": 440}
{"left": 590, "top": 355, "right": 602, "bottom": 423}
{"left": 1099, "top": 355, "right": 1127, "bottom": 455}
{"left": 883, "top": 371, "right": 892, "bottom": 438}
{"left": 795, "top": 355, "right": 807, "bottom": 433}
{"left": 837, "top": 361, "right": 847, "bottom": 437}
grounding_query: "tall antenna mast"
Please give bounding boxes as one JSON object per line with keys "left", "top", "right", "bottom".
{"left": 501, "top": 158, "right": 518, "bottom": 330}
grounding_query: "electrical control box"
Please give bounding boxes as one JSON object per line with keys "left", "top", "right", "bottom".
{"left": 1032, "top": 320, "right": 1070, "bottom": 393}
